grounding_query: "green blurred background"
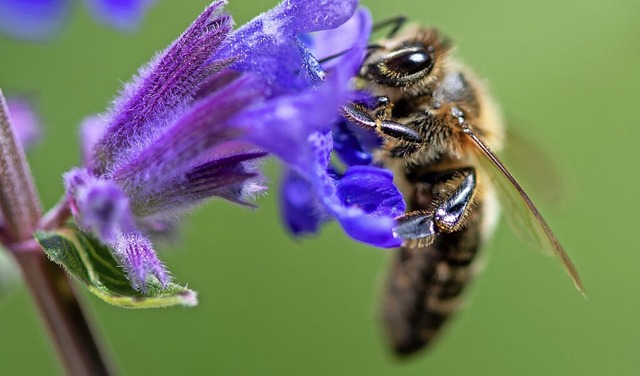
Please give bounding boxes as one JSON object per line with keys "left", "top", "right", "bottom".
{"left": 1, "top": 0, "right": 639, "bottom": 374}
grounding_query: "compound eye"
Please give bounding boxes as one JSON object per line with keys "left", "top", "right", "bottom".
{"left": 368, "top": 47, "right": 434, "bottom": 86}
{"left": 384, "top": 48, "right": 432, "bottom": 76}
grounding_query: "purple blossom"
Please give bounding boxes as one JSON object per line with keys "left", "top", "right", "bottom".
{"left": 0, "top": 0, "right": 154, "bottom": 41}
{"left": 67, "top": 1, "right": 267, "bottom": 290}
{"left": 246, "top": 6, "right": 406, "bottom": 248}
{"left": 66, "top": 0, "right": 406, "bottom": 290}
{"left": 279, "top": 130, "right": 404, "bottom": 248}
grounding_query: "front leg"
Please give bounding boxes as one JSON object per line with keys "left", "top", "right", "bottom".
{"left": 342, "top": 98, "right": 423, "bottom": 144}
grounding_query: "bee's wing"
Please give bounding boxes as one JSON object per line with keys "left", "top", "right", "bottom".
{"left": 462, "top": 126, "right": 585, "bottom": 295}
{"left": 502, "top": 126, "right": 565, "bottom": 207}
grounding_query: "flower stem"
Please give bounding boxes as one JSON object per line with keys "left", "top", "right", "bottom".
{"left": 13, "top": 251, "right": 116, "bottom": 376}
{"left": 0, "top": 90, "right": 116, "bottom": 375}
{"left": 0, "top": 89, "right": 42, "bottom": 240}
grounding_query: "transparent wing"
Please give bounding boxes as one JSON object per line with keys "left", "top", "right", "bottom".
{"left": 502, "top": 126, "right": 565, "bottom": 207}
{"left": 462, "top": 126, "right": 585, "bottom": 294}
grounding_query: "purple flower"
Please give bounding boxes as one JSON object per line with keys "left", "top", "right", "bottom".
{"left": 0, "top": 0, "right": 155, "bottom": 41}
{"left": 67, "top": 1, "right": 267, "bottom": 290}
{"left": 242, "top": 6, "right": 406, "bottom": 248}
{"left": 66, "top": 0, "right": 406, "bottom": 290}
{"left": 279, "top": 129, "right": 405, "bottom": 248}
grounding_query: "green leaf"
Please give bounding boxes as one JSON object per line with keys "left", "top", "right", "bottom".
{"left": 34, "top": 227, "right": 197, "bottom": 309}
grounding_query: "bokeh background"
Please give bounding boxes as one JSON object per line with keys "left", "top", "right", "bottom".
{"left": 1, "top": 0, "right": 638, "bottom": 375}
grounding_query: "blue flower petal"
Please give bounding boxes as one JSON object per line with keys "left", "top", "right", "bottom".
{"left": 280, "top": 169, "right": 326, "bottom": 235}
{"left": 0, "top": 0, "right": 69, "bottom": 41}
{"left": 232, "top": 6, "right": 401, "bottom": 248}
{"left": 83, "top": 0, "right": 155, "bottom": 31}
{"left": 332, "top": 166, "right": 405, "bottom": 248}
{"left": 338, "top": 213, "right": 401, "bottom": 248}
{"left": 309, "top": 7, "right": 372, "bottom": 72}
{"left": 284, "top": 132, "right": 404, "bottom": 248}
{"left": 336, "top": 166, "right": 406, "bottom": 218}
{"left": 236, "top": 76, "right": 346, "bottom": 172}
{"left": 214, "top": 0, "right": 358, "bottom": 95}
{"left": 235, "top": 8, "right": 369, "bottom": 170}
{"left": 332, "top": 120, "right": 373, "bottom": 166}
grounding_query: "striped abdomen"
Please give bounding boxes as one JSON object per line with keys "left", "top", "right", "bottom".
{"left": 383, "top": 174, "right": 484, "bottom": 356}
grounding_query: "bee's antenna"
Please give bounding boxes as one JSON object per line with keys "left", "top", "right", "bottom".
{"left": 317, "top": 50, "right": 350, "bottom": 65}
{"left": 373, "top": 15, "right": 407, "bottom": 38}
{"left": 320, "top": 15, "right": 409, "bottom": 65}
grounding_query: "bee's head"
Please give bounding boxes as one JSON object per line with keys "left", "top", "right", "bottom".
{"left": 361, "top": 27, "right": 450, "bottom": 94}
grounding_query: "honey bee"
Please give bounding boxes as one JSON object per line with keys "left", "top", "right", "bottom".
{"left": 342, "top": 19, "right": 584, "bottom": 356}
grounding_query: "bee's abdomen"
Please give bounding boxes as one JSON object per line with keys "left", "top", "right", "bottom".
{"left": 383, "top": 206, "right": 482, "bottom": 356}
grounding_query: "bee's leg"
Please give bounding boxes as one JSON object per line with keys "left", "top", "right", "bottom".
{"left": 342, "top": 100, "right": 423, "bottom": 144}
{"left": 394, "top": 211, "right": 438, "bottom": 246}
{"left": 431, "top": 167, "right": 477, "bottom": 233}
{"left": 395, "top": 167, "right": 477, "bottom": 245}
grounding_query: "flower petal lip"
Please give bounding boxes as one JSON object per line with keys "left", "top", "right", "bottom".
{"left": 338, "top": 214, "right": 401, "bottom": 248}
{"left": 92, "top": 1, "right": 233, "bottom": 175}
{"left": 336, "top": 166, "right": 406, "bottom": 219}
{"left": 313, "top": 138, "right": 404, "bottom": 248}
{"left": 280, "top": 169, "right": 327, "bottom": 235}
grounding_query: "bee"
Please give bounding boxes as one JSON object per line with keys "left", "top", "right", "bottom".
{"left": 342, "top": 19, "right": 584, "bottom": 356}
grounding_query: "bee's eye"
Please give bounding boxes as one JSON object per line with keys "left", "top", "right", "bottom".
{"left": 383, "top": 49, "right": 432, "bottom": 76}
{"left": 367, "top": 47, "right": 434, "bottom": 86}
